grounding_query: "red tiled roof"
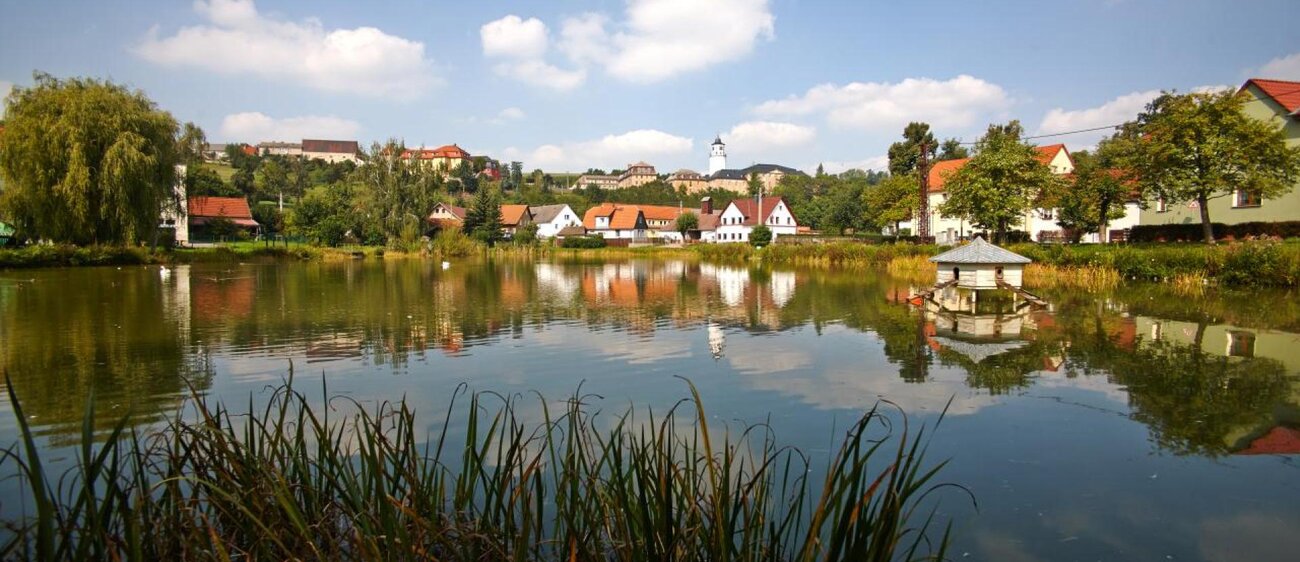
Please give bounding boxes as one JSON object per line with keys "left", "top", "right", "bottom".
{"left": 500, "top": 204, "right": 530, "bottom": 227}
{"left": 1243, "top": 78, "right": 1300, "bottom": 114}
{"left": 583, "top": 204, "right": 646, "bottom": 230}
{"left": 401, "top": 144, "right": 472, "bottom": 160}
{"left": 927, "top": 144, "right": 1070, "bottom": 192}
{"left": 189, "top": 196, "right": 253, "bottom": 220}
{"left": 1236, "top": 426, "right": 1300, "bottom": 455}
{"left": 728, "top": 197, "right": 797, "bottom": 227}
{"left": 636, "top": 204, "right": 685, "bottom": 222}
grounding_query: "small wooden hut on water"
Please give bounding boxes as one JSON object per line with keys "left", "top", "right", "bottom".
{"left": 931, "top": 236, "right": 1031, "bottom": 290}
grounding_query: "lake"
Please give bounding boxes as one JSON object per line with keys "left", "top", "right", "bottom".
{"left": 2, "top": 257, "right": 1299, "bottom": 561}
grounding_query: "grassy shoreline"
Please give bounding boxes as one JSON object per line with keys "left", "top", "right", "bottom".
{"left": 6, "top": 240, "right": 1298, "bottom": 288}
{"left": 1, "top": 377, "right": 959, "bottom": 560}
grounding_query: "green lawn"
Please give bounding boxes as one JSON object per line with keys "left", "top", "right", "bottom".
{"left": 206, "top": 162, "right": 237, "bottom": 182}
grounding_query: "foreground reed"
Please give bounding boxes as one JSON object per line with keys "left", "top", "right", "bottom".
{"left": 0, "top": 374, "right": 964, "bottom": 561}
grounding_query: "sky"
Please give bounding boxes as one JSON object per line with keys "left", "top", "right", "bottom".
{"left": 1, "top": 0, "right": 1298, "bottom": 174}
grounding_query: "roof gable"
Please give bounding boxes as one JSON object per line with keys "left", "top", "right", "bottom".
{"left": 500, "top": 204, "right": 530, "bottom": 226}
{"left": 726, "top": 197, "right": 797, "bottom": 227}
{"left": 530, "top": 204, "right": 572, "bottom": 224}
{"left": 1243, "top": 78, "right": 1300, "bottom": 114}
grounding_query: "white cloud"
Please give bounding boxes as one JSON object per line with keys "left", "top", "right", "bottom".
{"left": 484, "top": 0, "right": 774, "bottom": 88}
{"left": 724, "top": 121, "right": 815, "bottom": 152}
{"left": 480, "top": 14, "right": 585, "bottom": 91}
{"left": 1256, "top": 52, "right": 1300, "bottom": 81}
{"left": 218, "top": 111, "right": 361, "bottom": 142}
{"left": 497, "top": 107, "right": 526, "bottom": 121}
{"left": 753, "top": 75, "right": 1011, "bottom": 131}
{"left": 492, "top": 60, "right": 586, "bottom": 92}
{"left": 480, "top": 15, "right": 549, "bottom": 59}
{"left": 135, "top": 0, "right": 436, "bottom": 100}
{"left": 1036, "top": 90, "right": 1157, "bottom": 147}
{"left": 561, "top": 0, "right": 775, "bottom": 83}
{"left": 821, "top": 155, "right": 889, "bottom": 174}
{"left": 509, "top": 129, "right": 694, "bottom": 171}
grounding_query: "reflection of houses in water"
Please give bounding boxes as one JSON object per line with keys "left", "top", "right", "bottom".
{"left": 305, "top": 333, "right": 365, "bottom": 363}
{"left": 535, "top": 263, "right": 579, "bottom": 299}
{"left": 923, "top": 299, "right": 1035, "bottom": 363}
{"left": 707, "top": 322, "right": 725, "bottom": 359}
{"left": 769, "top": 270, "right": 796, "bottom": 307}
{"left": 1136, "top": 317, "right": 1300, "bottom": 373}
{"left": 702, "top": 264, "right": 749, "bottom": 307}
{"left": 1235, "top": 426, "right": 1300, "bottom": 455}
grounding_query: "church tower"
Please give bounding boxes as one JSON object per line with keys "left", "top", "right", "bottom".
{"left": 708, "top": 135, "right": 727, "bottom": 175}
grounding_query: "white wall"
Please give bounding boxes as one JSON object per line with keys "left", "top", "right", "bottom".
{"left": 936, "top": 263, "right": 1022, "bottom": 290}
{"left": 536, "top": 206, "right": 580, "bottom": 238}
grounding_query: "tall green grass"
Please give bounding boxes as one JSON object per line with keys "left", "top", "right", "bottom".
{"left": 0, "top": 373, "right": 965, "bottom": 561}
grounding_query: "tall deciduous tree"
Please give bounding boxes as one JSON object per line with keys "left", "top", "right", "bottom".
{"left": 358, "top": 140, "right": 440, "bottom": 244}
{"left": 1118, "top": 90, "right": 1300, "bottom": 243}
{"left": 0, "top": 74, "right": 181, "bottom": 245}
{"left": 864, "top": 174, "right": 919, "bottom": 235}
{"left": 939, "top": 121, "right": 1059, "bottom": 243}
{"left": 254, "top": 159, "right": 289, "bottom": 207}
{"left": 1049, "top": 146, "right": 1132, "bottom": 243}
{"left": 938, "top": 138, "right": 970, "bottom": 161}
{"left": 887, "top": 122, "right": 937, "bottom": 176}
{"left": 675, "top": 211, "right": 698, "bottom": 237}
{"left": 177, "top": 122, "right": 207, "bottom": 165}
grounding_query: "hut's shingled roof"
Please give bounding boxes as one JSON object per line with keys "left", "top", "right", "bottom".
{"left": 929, "top": 237, "right": 1031, "bottom": 264}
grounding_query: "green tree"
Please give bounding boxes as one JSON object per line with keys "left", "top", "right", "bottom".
{"left": 747, "top": 173, "right": 764, "bottom": 197}
{"left": 675, "top": 211, "right": 698, "bottom": 237}
{"left": 939, "top": 121, "right": 1058, "bottom": 243}
{"left": 749, "top": 224, "right": 772, "bottom": 246}
{"left": 1049, "top": 147, "right": 1131, "bottom": 243}
{"left": 464, "top": 188, "right": 503, "bottom": 245}
{"left": 254, "top": 159, "right": 289, "bottom": 207}
{"left": 938, "top": 138, "right": 970, "bottom": 161}
{"left": 0, "top": 74, "right": 181, "bottom": 246}
{"left": 1117, "top": 90, "right": 1300, "bottom": 244}
{"left": 185, "top": 165, "right": 239, "bottom": 197}
{"left": 177, "top": 122, "right": 207, "bottom": 165}
{"left": 887, "top": 122, "right": 937, "bottom": 176}
{"left": 357, "top": 140, "right": 440, "bottom": 244}
{"left": 288, "top": 184, "right": 355, "bottom": 246}
{"left": 864, "top": 174, "right": 919, "bottom": 235}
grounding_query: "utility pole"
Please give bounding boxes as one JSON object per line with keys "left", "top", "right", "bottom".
{"left": 917, "top": 140, "right": 930, "bottom": 239}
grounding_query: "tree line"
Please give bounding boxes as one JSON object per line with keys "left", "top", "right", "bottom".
{"left": 3, "top": 74, "right": 1297, "bottom": 248}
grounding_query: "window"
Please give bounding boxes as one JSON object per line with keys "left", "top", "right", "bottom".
{"left": 1226, "top": 330, "right": 1256, "bottom": 358}
{"left": 1038, "top": 208, "right": 1054, "bottom": 220}
{"left": 1156, "top": 198, "right": 1167, "bottom": 213}
{"left": 1234, "top": 189, "right": 1261, "bottom": 208}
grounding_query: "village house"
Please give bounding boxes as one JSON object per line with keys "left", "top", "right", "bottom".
{"left": 618, "top": 162, "right": 658, "bottom": 188}
{"left": 257, "top": 141, "right": 302, "bottom": 157}
{"left": 427, "top": 202, "right": 467, "bottom": 232}
{"left": 187, "top": 196, "right": 259, "bottom": 242}
{"left": 500, "top": 204, "right": 532, "bottom": 238}
{"left": 572, "top": 174, "right": 620, "bottom": 190}
{"left": 301, "top": 139, "right": 360, "bottom": 164}
{"left": 530, "top": 204, "right": 582, "bottom": 238}
{"left": 668, "top": 169, "right": 709, "bottom": 193}
{"left": 1139, "top": 78, "right": 1300, "bottom": 228}
{"left": 401, "top": 144, "right": 473, "bottom": 171}
{"left": 674, "top": 197, "right": 723, "bottom": 243}
{"left": 713, "top": 197, "right": 800, "bottom": 243}
{"left": 917, "top": 144, "right": 1142, "bottom": 243}
{"left": 583, "top": 204, "right": 648, "bottom": 241}
{"left": 201, "top": 143, "right": 229, "bottom": 162}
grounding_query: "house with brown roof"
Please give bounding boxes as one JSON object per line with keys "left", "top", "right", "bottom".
{"left": 1140, "top": 78, "right": 1300, "bottom": 228}
{"left": 918, "top": 144, "right": 1084, "bottom": 244}
{"left": 500, "top": 204, "right": 533, "bottom": 237}
{"left": 583, "top": 203, "right": 648, "bottom": 241}
{"left": 188, "top": 196, "right": 259, "bottom": 241}
{"left": 531, "top": 204, "right": 581, "bottom": 238}
{"left": 301, "top": 139, "right": 360, "bottom": 164}
{"left": 427, "top": 202, "right": 467, "bottom": 232}
{"left": 714, "top": 196, "right": 799, "bottom": 243}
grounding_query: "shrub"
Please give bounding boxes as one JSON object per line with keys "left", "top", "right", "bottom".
{"left": 560, "top": 235, "right": 607, "bottom": 249}
{"left": 1131, "top": 221, "right": 1300, "bottom": 243}
{"left": 749, "top": 225, "right": 772, "bottom": 247}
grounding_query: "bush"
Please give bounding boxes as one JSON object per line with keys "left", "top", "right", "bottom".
{"left": 1130, "top": 221, "right": 1300, "bottom": 242}
{"left": 560, "top": 235, "right": 608, "bottom": 249}
{"left": 749, "top": 225, "right": 773, "bottom": 247}
{"left": 430, "top": 229, "right": 482, "bottom": 257}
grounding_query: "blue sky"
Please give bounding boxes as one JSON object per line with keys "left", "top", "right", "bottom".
{"left": 2, "top": 0, "right": 1297, "bottom": 173}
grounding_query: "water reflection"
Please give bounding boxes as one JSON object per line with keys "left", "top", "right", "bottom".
{"left": 2, "top": 258, "right": 1297, "bottom": 460}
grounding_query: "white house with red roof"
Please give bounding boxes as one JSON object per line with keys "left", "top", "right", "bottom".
{"left": 713, "top": 196, "right": 799, "bottom": 243}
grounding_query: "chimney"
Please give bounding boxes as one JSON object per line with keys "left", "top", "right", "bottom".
{"left": 701, "top": 196, "right": 713, "bottom": 215}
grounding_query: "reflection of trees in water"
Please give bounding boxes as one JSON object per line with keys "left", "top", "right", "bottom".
{"left": 0, "top": 268, "right": 211, "bottom": 443}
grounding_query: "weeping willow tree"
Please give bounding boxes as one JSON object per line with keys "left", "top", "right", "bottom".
{"left": 0, "top": 73, "right": 181, "bottom": 245}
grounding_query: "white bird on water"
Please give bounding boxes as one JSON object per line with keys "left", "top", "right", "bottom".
{"left": 159, "top": 266, "right": 171, "bottom": 281}
{"left": 441, "top": 261, "right": 450, "bottom": 270}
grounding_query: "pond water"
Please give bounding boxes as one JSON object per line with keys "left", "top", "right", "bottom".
{"left": 2, "top": 258, "right": 1299, "bottom": 560}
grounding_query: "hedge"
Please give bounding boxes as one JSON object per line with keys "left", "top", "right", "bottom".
{"left": 1130, "top": 221, "right": 1300, "bottom": 242}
